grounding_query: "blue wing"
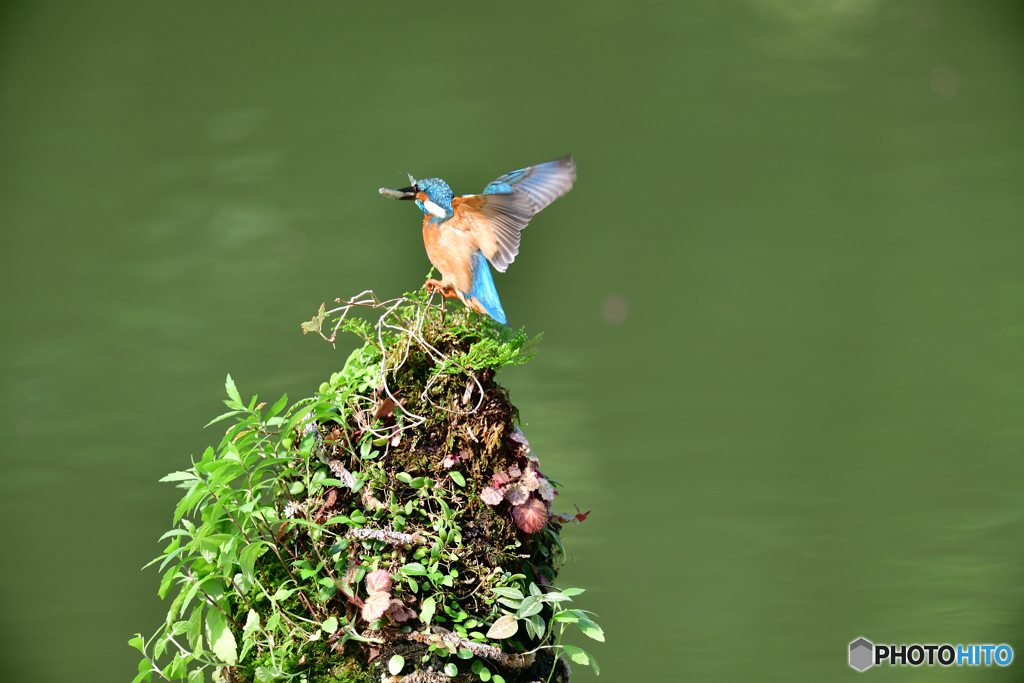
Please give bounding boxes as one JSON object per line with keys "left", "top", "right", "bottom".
{"left": 482, "top": 156, "right": 577, "bottom": 213}
{"left": 465, "top": 156, "right": 576, "bottom": 272}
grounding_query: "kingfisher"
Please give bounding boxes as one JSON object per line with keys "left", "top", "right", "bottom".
{"left": 379, "top": 156, "right": 576, "bottom": 325}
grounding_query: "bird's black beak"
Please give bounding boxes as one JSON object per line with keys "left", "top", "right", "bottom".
{"left": 379, "top": 185, "right": 418, "bottom": 200}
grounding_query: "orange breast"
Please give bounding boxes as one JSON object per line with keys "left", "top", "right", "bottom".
{"left": 422, "top": 215, "right": 477, "bottom": 294}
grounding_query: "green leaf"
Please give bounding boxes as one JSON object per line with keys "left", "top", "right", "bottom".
{"left": 321, "top": 615, "right": 339, "bottom": 633}
{"left": 186, "top": 605, "right": 203, "bottom": 650}
{"left": 562, "top": 645, "right": 599, "bottom": 674}
{"left": 164, "top": 651, "right": 186, "bottom": 678}
{"left": 444, "top": 663, "right": 458, "bottom": 677}
{"left": 419, "top": 595, "right": 436, "bottom": 625}
{"left": 267, "top": 393, "right": 289, "bottom": 419}
{"left": 578, "top": 617, "right": 605, "bottom": 642}
{"left": 388, "top": 654, "right": 405, "bottom": 675}
{"left": 450, "top": 471, "right": 466, "bottom": 487}
{"left": 160, "top": 471, "right": 198, "bottom": 483}
{"left": 560, "top": 587, "right": 586, "bottom": 596}
{"left": 272, "top": 587, "right": 294, "bottom": 602}
{"left": 205, "top": 607, "right": 237, "bottom": 665}
{"left": 485, "top": 615, "right": 518, "bottom": 640}
{"left": 266, "top": 612, "right": 281, "bottom": 633}
{"left": 491, "top": 587, "right": 524, "bottom": 601}
{"left": 396, "top": 472, "right": 413, "bottom": 484}
{"left": 166, "top": 585, "right": 187, "bottom": 625}
{"left": 128, "top": 634, "right": 145, "bottom": 653}
{"left": 517, "top": 595, "right": 542, "bottom": 618}
{"left": 153, "top": 634, "right": 168, "bottom": 660}
{"left": 243, "top": 609, "right": 260, "bottom": 641}
{"left": 168, "top": 620, "right": 190, "bottom": 638}
{"left": 530, "top": 614, "right": 546, "bottom": 639}
{"left": 225, "top": 374, "right": 243, "bottom": 410}
{"left": 158, "top": 528, "right": 192, "bottom": 541}
{"left": 158, "top": 565, "right": 181, "bottom": 600}
{"left": 172, "top": 482, "right": 203, "bottom": 525}
{"left": 523, "top": 615, "right": 540, "bottom": 640}
{"left": 400, "top": 562, "right": 427, "bottom": 576}
{"left": 239, "top": 541, "right": 268, "bottom": 581}
{"left": 188, "top": 669, "right": 205, "bottom": 683}
{"left": 254, "top": 667, "right": 278, "bottom": 682}
{"left": 204, "top": 410, "right": 243, "bottom": 428}
{"left": 324, "top": 515, "right": 351, "bottom": 527}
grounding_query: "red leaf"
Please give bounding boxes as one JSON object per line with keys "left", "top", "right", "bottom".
{"left": 365, "top": 569, "right": 391, "bottom": 594}
{"left": 508, "top": 428, "right": 530, "bottom": 452}
{"left": 504, "top": 484, "right": 529, "bottom": 506}
{"left": 522, "top": 467, "right": 542, "bottom": 492}
{"left": 507, "top": 465, "right": 521, "bottom": 479}
{"left": 362, "top": 591, "right": 392, "bottom": 622}
{"left": 551, "top": 505, "right": 591, "bottom": 525}
{"left": 360, "top": 593, "right": 391, "bottom": 626}
{"left": 385, "top": 599, "right": 416, "bottom": 623}
{"left": 481, "top": 486, "right": 504, "bottom": 506}
{"left": 443, "top": 450, "right": 470, "bottom": 469}
{"left": 512, "top": 497, "right": 548, "bottom": 534}
{"left": 375, "top": 397, "right": 396, "bottom": 419}
{"left": 491, "top": 471, "right": 510, "bottom": 487}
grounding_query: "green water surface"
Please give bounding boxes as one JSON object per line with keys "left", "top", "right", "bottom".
{"left": 2, "top": 1, "right": 1023, "bottom": 680}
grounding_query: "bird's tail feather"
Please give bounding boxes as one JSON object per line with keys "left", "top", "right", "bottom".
{"left": 464, "top": 250, "right": 507, "bottom": 325}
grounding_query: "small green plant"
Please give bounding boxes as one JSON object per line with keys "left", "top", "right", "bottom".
{"left": 485, "top": 582, "right": 603, "bottom": 680}
{"left": 130, "top": 290, "right": 600, "bottom": 682}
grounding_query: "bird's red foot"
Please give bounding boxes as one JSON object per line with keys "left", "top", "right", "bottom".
{"left": 424, "top": 279, "right": 458, "bottom": 299}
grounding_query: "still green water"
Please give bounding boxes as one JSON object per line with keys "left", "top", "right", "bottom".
{"left": 2, "top": 1, "right": 1023, "bottom": 680}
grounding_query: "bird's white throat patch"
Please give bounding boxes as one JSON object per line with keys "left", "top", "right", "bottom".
{"left": 423, "top": 200, "right": 448, "bottom": 218}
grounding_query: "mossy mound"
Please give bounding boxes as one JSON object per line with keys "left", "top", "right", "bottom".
{"left": 130, "top": 291, "right": 600, "bottom": 683}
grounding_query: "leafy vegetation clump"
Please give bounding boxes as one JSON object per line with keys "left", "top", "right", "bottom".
{"left": 130, "top": 289, "right": 602, "bottom": 683}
